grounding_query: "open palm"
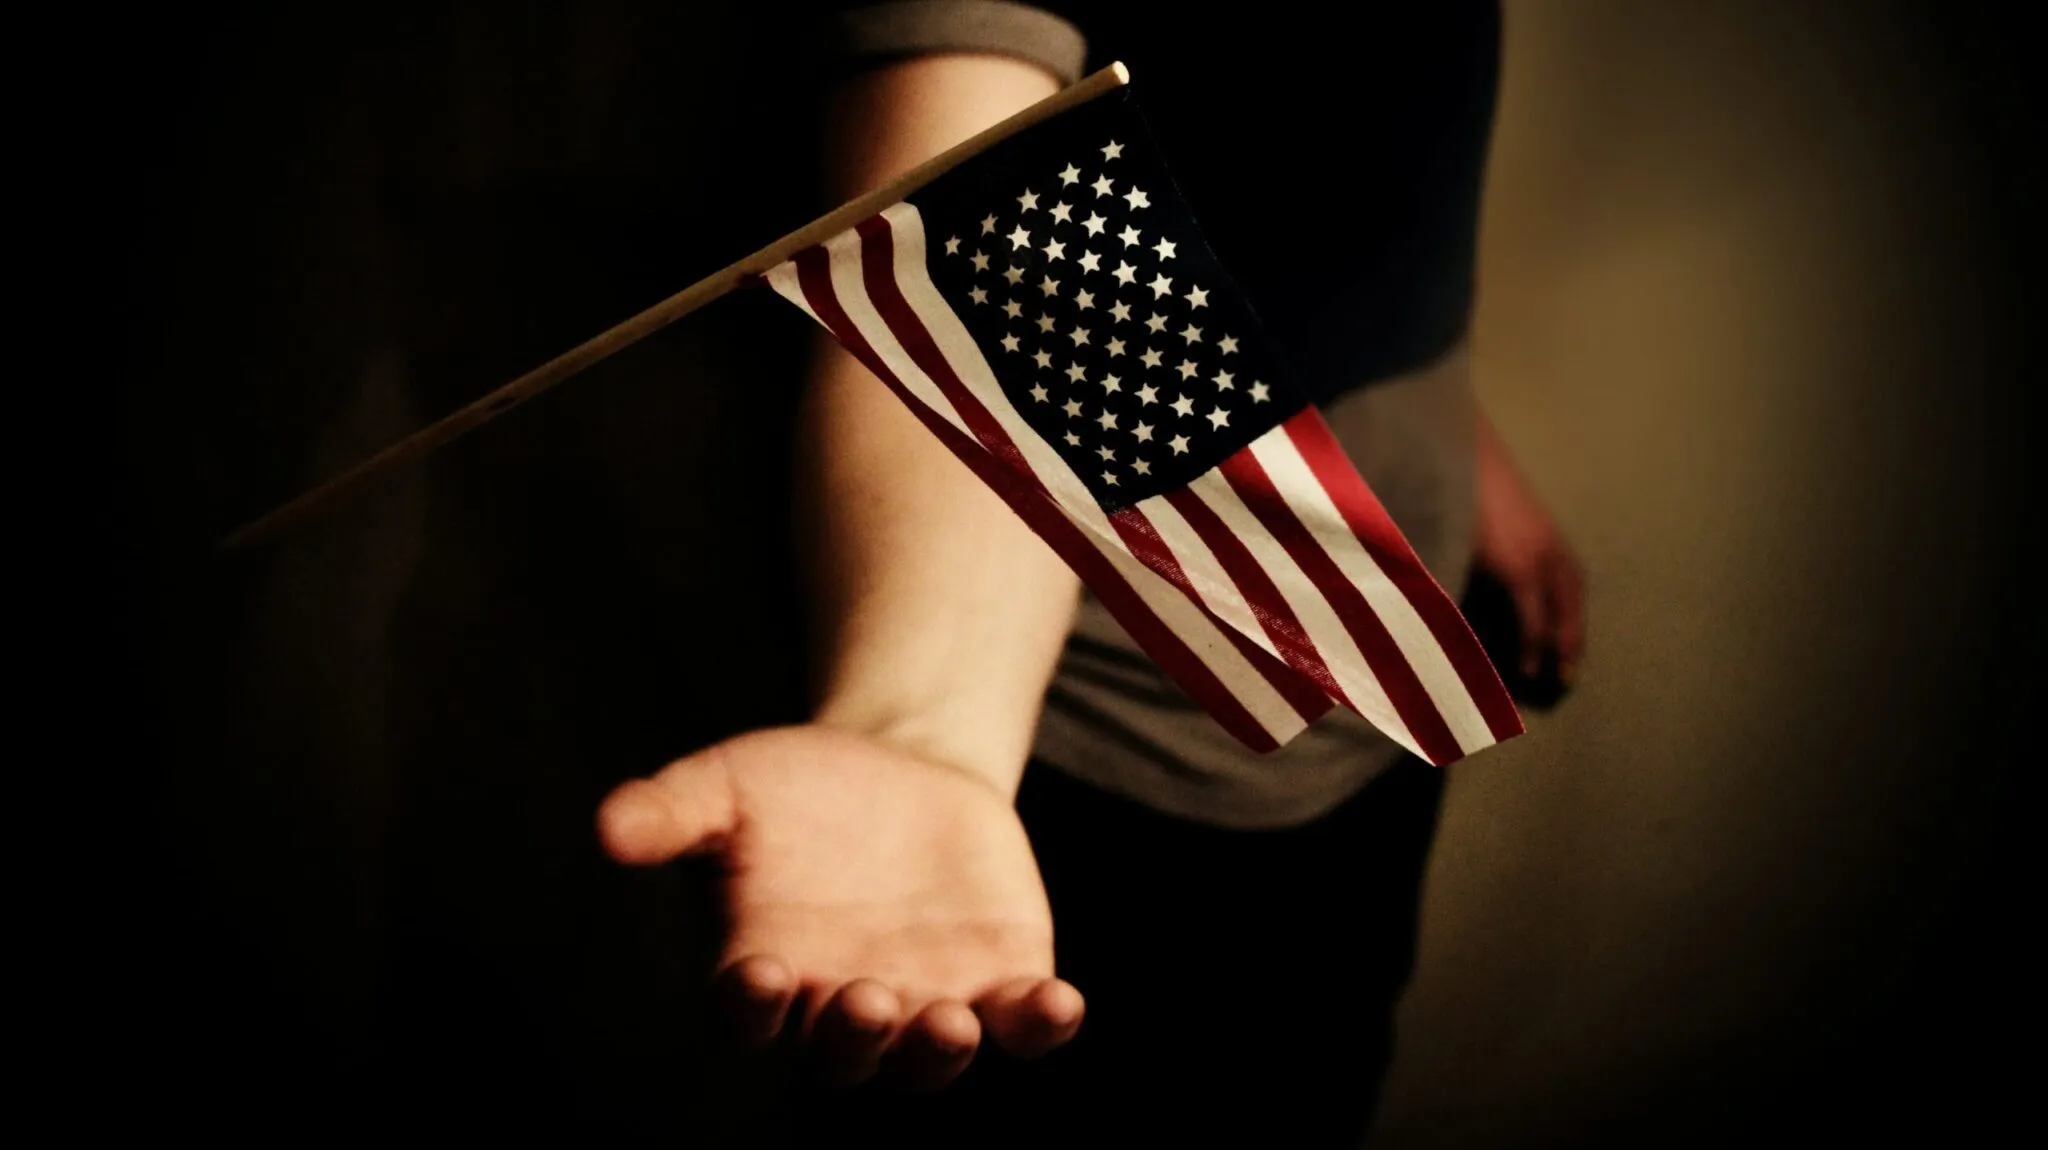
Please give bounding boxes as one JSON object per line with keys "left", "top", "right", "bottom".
{"left": 597, "top": 725, "right": 1083, "bottom": 1088}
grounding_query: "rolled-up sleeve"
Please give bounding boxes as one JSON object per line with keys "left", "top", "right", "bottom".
{"left": 825, "top": 1, "right": 1089, "bottom": 85}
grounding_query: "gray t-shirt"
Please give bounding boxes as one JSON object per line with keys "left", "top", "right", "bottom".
{"left": 827, "top": 1, "right": 1482, "bottom": 827}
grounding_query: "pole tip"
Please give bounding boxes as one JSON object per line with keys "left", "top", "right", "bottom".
{"left": 1109, "top": 60, "right": 1131, "bottom": 85}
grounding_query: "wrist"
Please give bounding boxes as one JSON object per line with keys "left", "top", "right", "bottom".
{"left": 811, "top": 692, "right": 1035, "bottom": 800}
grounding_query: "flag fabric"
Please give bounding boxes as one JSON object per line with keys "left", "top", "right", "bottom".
{"left": 765, "top": 86, "right": 1521, "bottom": 762}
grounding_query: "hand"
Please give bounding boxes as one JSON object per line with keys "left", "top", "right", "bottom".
{"left": 596, "top": 725, "right": 1084, "bottom": 1090}
{"left": 1474, "top": 413, "right": 1586, "bottom": 685}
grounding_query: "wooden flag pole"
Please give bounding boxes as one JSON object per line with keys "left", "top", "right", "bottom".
{"left": 221, "top": 61, "right": 1132, "bottom": 551}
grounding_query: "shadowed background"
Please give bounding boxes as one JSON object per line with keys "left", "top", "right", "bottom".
{"left": 103, "top": 1, "right": 2034, "bottom": 1144}
{"left": 1369, "top": 3, "right": 2032, "bottom": 1146}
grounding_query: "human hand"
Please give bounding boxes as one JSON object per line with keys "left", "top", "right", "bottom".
{"left": 596, "top": 725, "right": 1083, "bottom": 1090}
{"left": 1473, "top": 413, "right": 1586, "bottom": 687}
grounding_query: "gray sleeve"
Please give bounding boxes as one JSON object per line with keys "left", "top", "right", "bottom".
{"left": 826, "top": 1, "right": 1089, "bottom": 85}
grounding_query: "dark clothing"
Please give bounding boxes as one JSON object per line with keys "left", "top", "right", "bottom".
{"left": 797, "top": 757, "right": 1449, "bottom": 1145}
{"left": 834, "top": 0, "right": 1504, "bottom": 401}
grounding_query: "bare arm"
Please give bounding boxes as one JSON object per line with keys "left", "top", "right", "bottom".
{"left": 800, "top": 55, "right": 1082, "bottom": 795}
{"left": 597, "top": 54, "right": 1089, "bottom": 1091}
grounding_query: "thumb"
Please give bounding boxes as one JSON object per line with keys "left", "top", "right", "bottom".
{"left": 596, "top": 746, "right": 738, "bottom": 865}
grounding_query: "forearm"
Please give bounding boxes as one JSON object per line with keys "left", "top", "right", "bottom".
{"left": 798, "top": 55, "right": 1081, "bottom": 796}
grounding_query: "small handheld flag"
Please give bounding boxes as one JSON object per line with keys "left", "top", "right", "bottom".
{"left": 219, "top": 62, "right": 1521, "bottom": 760}
{"left": 764, "top": 81, "right": 1521, "bottom": 760}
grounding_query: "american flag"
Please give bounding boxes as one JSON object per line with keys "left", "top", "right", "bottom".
{"left": 766, "top": 87, "right": 1521, "bottom": 761}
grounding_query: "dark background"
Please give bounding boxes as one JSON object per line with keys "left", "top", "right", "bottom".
{"left": 60, "top": 0, "right": 2040, "bottom": 1143}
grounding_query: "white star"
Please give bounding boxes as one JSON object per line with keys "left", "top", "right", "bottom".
{"left": 1118, "top": 225, "right": 1142, "bottom": 248}
{"left": 1171, "top": 395, "right": 1195, "bottom": 418}
{"left": 1145, "top": 313, "right": 1168, "bottom": 334}
{"left": 1153, "top": 238, "right": 1177, "bottom": 260}
{"left": 1207, "top": 407, "right": 1231, "bottom": 429}
{"left": 1092, "top": 174, "right": 1115, "bottom": 197}
{"left": 1097, "top": 445, "right": 1116, "bottom": 461}
{"left": 1040, "top": 275, "right": 1061, "bottom": 297}
{"left": 1033, "top": 350, "right": 1053, "bottom": 369}
{"left": 1001, "top": 333, "right": 1021, "bottom": 353}
{"left": 1180, "top": 323, "right": 1203, "bottom": 344}
{"left": 1101, "top": 373, "right": 1121, "bottom": 393}
{"left": 1043, "top": 239, "right": 1066, "bottom": 261}
{"left": 1185, "top": 286, "right": 1209, "bottom": 309}
{"left": 1029, "top": 383, "right": 1049, "bottom": 402}
{"left": 1082, "top": 212, "right": 1107, "bottom": 236}
{"left": 1018, "top": 189, "right": 1040, "bottom": 212}
{"left": 1106, "top": 337, "right": 1126, "bottom": 357}
{"left": 1137, "top": 384, "right": 1159, "bottom": 405}
{"left": 1177, "top": 359, "right": 1199, "bottom": 380}
{"left": 981, "top": 214, "right": 997, "bottom": 234}
{"left": 1058, "top": 163, "right": 1081, "bottom": 186}
{"left": 1069, "top": 327, "right": 1091, "bottom": 347}
{"left": 1102, "top": 140, "right": 1124, "bottom": 160}
{"left": 1112, "top": 261, "right": 1137, "bottom": 286}
{"left": 1124, "top": 187, "right": 1150, "bottom": 210}
{"left": 1148, "top": 273, "right": 1174, "bottom": 298}
{"left": 1078, "top": 250, "right": 1102, "bottom": 273}
{"left": 1139, "top": 348, "right": 1164, "bottom": 369}
{"left": 1218, "top": 335, "right": 1238, "bottom": 355}
{"left": 969, "top": 287, "right": 989, "bottom": 305}
{"left": 1250, "top": 381, "right": 1270, "bottom": 403}
{"left": 1134, "top": 422, "right": 1155, "bottom": 443}
{"left": 1133, "top": 459, "right": 1152, "bottom": 476}
{"left": 1066, "top": 362, "right": 1088, "bottom": 383}
{"left": 1050, "top": 201, "right": 1073, "bottom": 224}
{"left": 1075, "top": 290, "right": 1096, "bottom": 311}
{"left": 1109, "top": 301, "right": 1132, "bottom": 323}
{"left": 1097, "top": 411, "right": 1118, "bottom": 431}
{"left": 1102, "top": 471, "right": 1118, "bottom": 486}
{"left": 945, "top": 236, "right": 961, "bottom": 255}
{"left": 1064, "top": 431, "right": 1082, "bottom": 446}
{"left": 1037, "top": 314, "right": 1055, "bottom": 333}
{"left": 1063, "top": 398, "right": 1084, "bottom": 418}
{"left": 1169, "top": 434, "right": 1191, "bottom": 455}
{"left": 1008, "top": 225, "right": 1032, "bottom": 250}
{"left": 1214, "top": 370, "right": 1234, "bottom": 390}
{"left": 1003, "top": 300, "right": 1023, "bottom": 319}
{"left": 1004, "top": 266, "right": 1025, "bottom": 285}
{"left": 971, "top": 251, "right": 990, "bottom": 272}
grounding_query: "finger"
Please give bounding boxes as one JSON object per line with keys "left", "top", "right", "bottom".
{"left": 1550, "top": 550, "right": 1587, "bottom": 684}
{"left": 595, "top": 746, "right": 737, "bottom": 865}
{"left": 974, "top": 977, "right": 1085, "bottom": 1060}
{"left": 711, "top": 954, "right": 798, "bottom": 1049}
{"left": 882, "top": 999, "right": 981, "bottom": 1091}
{"left": 812, "top": 979, "right": 904, "bottom": 1087}
{"left": 1507, "top": 573, "right": 1552, "bottom": 679}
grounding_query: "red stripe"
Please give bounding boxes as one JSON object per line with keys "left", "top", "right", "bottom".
{"left": 790, "top": 241, "right": 1290, "bottom": 751}
{"left": 1218, "top": 447, "right": 1465, "bottom": 765}
{"left": 1282, "top": 409, "right": 1524, "bottom": 742}
{"left": 1149, "top": 492, "right": 1355, "bottom": 711}
{"left": 1108, "top": 506, "right": 1334, "bottom": 723}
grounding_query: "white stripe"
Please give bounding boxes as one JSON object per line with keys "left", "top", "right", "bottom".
{"left": 764, "top": 261, "right": 822, "bottom": 326}
{"left": 1132, "top": 495, "right": 1288, "bottom": 665}
{"left": 870, "top": 205, "right": 1309, "bottom": 745}
{"left": 1182, "top": 464, "right": 1423, "bottom": 760}
{"left": 821, "top": 229, "right": 976, "bottom": 441}
{"left": 1249, "top": 428, "right": 1495, "bottom": 753}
